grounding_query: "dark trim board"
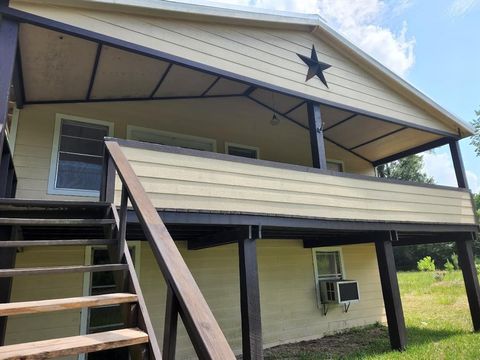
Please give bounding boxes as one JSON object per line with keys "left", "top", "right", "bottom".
{"left": 124, "top": 209, "right": 479, "bottom": 234}
{"left": 0, "top": 5, "right": 461, "bottom": 140}
{"left": 110, "top": 137, "right": 469, "bottom": 193}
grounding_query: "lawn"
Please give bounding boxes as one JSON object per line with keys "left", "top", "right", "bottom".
{"left": 265, "top": 271, "right": 480, "bottom": 359}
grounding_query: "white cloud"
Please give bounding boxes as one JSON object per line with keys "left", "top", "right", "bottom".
{"left": 314, "top": 0, "right": 415, "bottom": 76}
{"left": 449, "top": 0, "right": 479, "bottom": 16}
{"left": 422, "top": 151, "right": 480, "bottom": 192}
{"left": 178, "top": 0, "right": 416, "bottom": 76}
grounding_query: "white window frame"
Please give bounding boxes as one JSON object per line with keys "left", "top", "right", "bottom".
{"left": 48, "top": 114, "right": 114, "bottom": 197}
{"left": 126, "top": 125, "right": 217, "bottom": 152}
{"left": 78, "top": 242, "right": 141, "bottom": 360}
{"left": 224, "top": 142, "right": 260, "bottom": 159}
{"left": 312, "top": 247, "right": 346, "bottom": 307}
{"left": 326, "top": 159, "right": 345, "bottom": 172}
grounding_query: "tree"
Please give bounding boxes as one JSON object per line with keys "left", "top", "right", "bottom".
{"left": 376, "top": 154, "right": 434, "bottom": 184}
{"left": 471, "top": 109, "right": 480, "bottom": 157}
{"left": 474, "top": 193, "right": 480, "bottom": 217}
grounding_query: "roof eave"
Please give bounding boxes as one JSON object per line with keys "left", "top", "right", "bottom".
{"left": 311, "top": 25, "right": 475, "bottom": 137}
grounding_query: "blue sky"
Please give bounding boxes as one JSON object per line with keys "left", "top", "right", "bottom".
{"left": 175, "top": 0, "right": 480, "bottom": 191}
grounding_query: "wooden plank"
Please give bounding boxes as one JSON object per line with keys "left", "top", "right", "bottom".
{"left": 238, "top": 226, "right": 263, "bottom": 360}
{"left": 0, "top": 293, "right": 138, "bottom": 316}
{"left": 162, "top": 285, "right": 179, "bottom": 360}
{"left": 0, "top": 239, "right": 116, "bottom": 247}
{"left": 105, "top": 140, "right": 235, "bottom": 359}
{"left": 0, "top": 328, "right": 148, "bottom": 360}
{"left": 0, "top": 264, "right": 128, "bottom": 277}
{"left": 457, "top": 237, "right": 480, "bottom": 331}
{"left": 449, "top": 140, "right": 468, "bottom": 189}
{"left": 0, "top": 225, "right": 14, "bottom": 346}
{"left": 375, "top": 233, "right": 406, "bottom": 351}
{"left": 0, "top": 218, "right": 115, "bottom": 226}
{"left": 307, "top": 102, "right": 327, "bottom": 169}
{"left": 0, "top": 198, "right": 110, "bottom": 209}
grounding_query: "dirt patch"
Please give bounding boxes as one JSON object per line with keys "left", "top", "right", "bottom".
{"left": 262, "top": 325, "right": 388, "bottom": 360}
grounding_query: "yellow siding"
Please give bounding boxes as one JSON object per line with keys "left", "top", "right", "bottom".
{"left": 120, "top": 145, "right": 476, "bottom": 224}
{"left": 10, "top": 2, "right": 458, "bottom": 134}
{"left": 5, "top": 246, "right": 85, "bottom": 360}
{"left": 5, "top": 242, "right": 385, "bottom": 360}
{"left": 140, "top": 241, "right": 385, "bottom": 359}
{"left": 12, "top": 99, "right": 373, "bottom": 201}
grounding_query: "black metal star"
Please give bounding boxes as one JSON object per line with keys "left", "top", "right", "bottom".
{"left": 297, "top": 45, "right": 331, "bottom": 88}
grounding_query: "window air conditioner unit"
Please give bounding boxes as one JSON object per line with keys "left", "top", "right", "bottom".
{"left": 319, "top": 280, "right": 360, "bottom": 305}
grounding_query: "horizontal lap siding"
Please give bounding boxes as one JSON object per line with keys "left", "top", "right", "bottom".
{"left": 121, "top": 146, "right": 476, "bottom": 224}
{"left": 11, "top": 2, "right": 457, "bottom": 134}
{"left": 140, "top": 241, "right": 385, "bottom": 359}
{"left": 5, "top": 246, "right": 85, "bottom": 360}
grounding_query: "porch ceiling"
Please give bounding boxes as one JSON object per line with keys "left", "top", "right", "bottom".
{"left": 15, "top": 23, "right": 444, "bottom": 164}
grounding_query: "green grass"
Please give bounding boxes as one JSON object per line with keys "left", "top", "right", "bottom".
{"left": 265, "top": 271, "right": 480, "bottom": 360}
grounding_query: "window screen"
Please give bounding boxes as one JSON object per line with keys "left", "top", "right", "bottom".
{"left": 327, "top": 161, "right": 343, "bottom": 172}
{"left": 315, "top": 251, "right": 343, "bottom": 281}
{"left": 55, "top": 119, "right": 109, "bottom": 192}
{"left": 227, "top": 145, "right": 258, "bottom": 159}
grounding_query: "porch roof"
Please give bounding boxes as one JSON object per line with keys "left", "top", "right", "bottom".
{"left": 4, "top": 3, "right": 466, "bottom": 165}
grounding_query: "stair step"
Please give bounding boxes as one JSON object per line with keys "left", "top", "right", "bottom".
{"left": 0, "top": 218, "right": 115, "bottom": 226}
{"left": 0, "top": 293, "right": 138, "bottom": 316}
{"left": 0, "top": 264, "right": 128, "bottom": 277}
{"left": 0, "top": 199, "right": 110, "bottom": 209}
{"left": 0, "top": 328, "right": 148, "bottom": 359}
{"left": 0, "top": 239, "right": 116, "bottom": 247}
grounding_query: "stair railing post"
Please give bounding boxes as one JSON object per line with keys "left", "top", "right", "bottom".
{"left": 163, "top": 284, "right": 179, "bottom": 360}
{"left": 100, "top": 146, "right": 115, "bottom": 203}
{"left": 117, "top": 185, "right": 128, "bottom": 263}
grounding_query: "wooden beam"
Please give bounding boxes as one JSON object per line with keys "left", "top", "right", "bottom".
{"left": 100, "top": 150, "right": 116, "bottom": 203}
{"left": 0, "top": 152, "right": 10, "bottom": 197}
{"left": 187, "top": 227, "right": 246, "bottom": 250}
{"left": 449, "top": 140, "right": 468, "bottom": 189}
{"left": 239, "top": 226, "right": 263, "bottom": 360}
{"left": 375, "top": 231, "right": 406, "bottom": 351}
{"left": 0, "top": 17, "right": 17, "bottom": 126}
{"left": 162, "top": 285, "right": 179, "bottom": 360}
{"left": 457, "top": 235, "right": 480, "bottom": 331}
{"left": 307, "top": 101, "right": 327, "bottom": 169}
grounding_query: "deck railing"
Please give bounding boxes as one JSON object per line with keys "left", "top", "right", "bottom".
{"left": 0, "top": 123, "right": 17, "bottom": 199}
{"left": 100, "top": 140, "right": 236, "bottom": 360}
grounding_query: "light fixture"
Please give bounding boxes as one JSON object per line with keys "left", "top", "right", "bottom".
{"left": 270, "top": 92, "right": 280, "bottom": 126}
{"left": 270, "top": 113, "right": 280, "bottom": 126}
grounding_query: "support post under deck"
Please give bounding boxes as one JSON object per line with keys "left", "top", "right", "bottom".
{"left": 239, "top": 225, "right": 263, "bottom": 360}
{"left": 375, "top": 231, "right": 406, "bottom": 351}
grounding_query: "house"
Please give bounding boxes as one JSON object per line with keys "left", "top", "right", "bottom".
{"left": 0, "top": 0, "right": 478, "bottom": 359}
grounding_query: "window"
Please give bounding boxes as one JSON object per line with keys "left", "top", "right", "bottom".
{"left": 225, "top": 142, "right": 259, "bottom": 159}
{"left": 313, "top": 248, "right": 344, "bottom": 306}
{"left": 327, "top": 160, "right": 344, "bottom": 172}
{"left": 314, "top": 250, "right": 343, "bottom": 281}
{"left": 127, "top": 126, "right": 216, "bottom": 152}
{"left": 79, "top": 244, "right": 140, "bottom": 360}
{"left": 49, "top": 115, "right": 113, "bottom": 197}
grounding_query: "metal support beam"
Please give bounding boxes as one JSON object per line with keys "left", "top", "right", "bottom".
{"left": 307, "top": 101, "right": 327, "bottom": 169}
{"left": 457, "top": 235, "right": 480, "bottom": 331}
{"left": 239, "top": 225, "right": 263, "bottom": 360}
{"left": 375, "top": 231, "right": 406, "bottom": 351}
{"left": 449, "top": 140, "right": 468, "bottom": 189}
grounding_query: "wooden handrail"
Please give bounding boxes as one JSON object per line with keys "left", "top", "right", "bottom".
{"left": 0, "top": 123, "right": 17, "bottom": 199}
{"left": 103, "top": 140, "right": 236, "bottom": 360}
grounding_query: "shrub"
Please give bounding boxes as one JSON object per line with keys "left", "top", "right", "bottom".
{"left": 476, "top": 263, "right": 480, "bottom": 274}
{"left": 451, "top": 253, "right": 459, "bottom": 270}
{"left": 444, "top": 260, "right": 455, "bottom": 272}
{"left": 417, "top": 256, "right": 435, "bottom": 272}
{"left": 434, "top": 271, "right": 446, "bottom": 282}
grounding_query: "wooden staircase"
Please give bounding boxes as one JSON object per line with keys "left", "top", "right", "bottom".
{"left": 0, "top": 199, "right": 158, "bottom": 359}
{"left": 0, "top": 138, "right": 237, "bottom": 359}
